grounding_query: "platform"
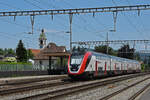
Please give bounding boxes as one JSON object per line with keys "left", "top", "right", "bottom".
{"left": 0, "top": 75, "right": 67, "bottom": 85}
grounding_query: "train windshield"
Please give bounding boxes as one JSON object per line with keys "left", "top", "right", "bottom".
{"left": 70, "top": 55, "right": 83, "bottom": 65}
{"left": 70, "top": 49, "right": 86, "bottom": 65}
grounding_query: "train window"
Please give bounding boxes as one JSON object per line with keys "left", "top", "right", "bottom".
{"left": 98, "top": 67, "right": 103, "bottom": 71}
{"left": 70, "top": 55, "right": 83, "bottom": 65}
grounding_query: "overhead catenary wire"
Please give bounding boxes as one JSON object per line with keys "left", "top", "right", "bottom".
{"left": 0, "top": 0, "right": 149, "bottom": 49}
{"left": 32, "top": 0, "right": 103, "bottom": 44}
{"left": 0, "top": 1, "right": 21, "bottom": 10}
{"left": 110, "top": 0, "right": 148, "bottom": 52}
{"left": 61, "top": 0, "right": 108, "bottom": 40}
{"left": 23, "top": 0, "right": 73, "bottom": 46}
{"left": 0, "top": 1, "right": 55, "bottom": 48}
{"left": 0, "top": 1, "right": 41, "bottom": 33}
{"left": 37, "top": 0, "right": 94, "bottom": 31}
{"left": 111, "top": 0, "right": 146, "bottom": 38}
{"left": 124, "top": 0, "right": 148, "bottom": 39}
{"left": 23, "top": 0, "right": 43, "bottom": 9}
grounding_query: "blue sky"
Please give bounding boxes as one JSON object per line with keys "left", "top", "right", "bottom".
{"left": 0, "top": 0, "right": 150, "bottom": 51}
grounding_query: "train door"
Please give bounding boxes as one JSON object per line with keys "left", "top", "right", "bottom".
{"left": 111, "top": 59, "right": 115, "bottom": 74}
{"left": 95, "top": 60, "right": 103, "bottom": 76}
{"left": 95, "top": 61, "right": 98, "bottom": 76}
{"left": 104, "top": 61, "right": 107, "bottom": 75}
{"left": 110, "top": 58, "right": 112, "bottom": 71}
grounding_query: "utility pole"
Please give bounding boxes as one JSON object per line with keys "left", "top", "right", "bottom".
{"left": 69, "top": 14, "right": 73, "bottom": 53}
{"left": 144, "top": 42, "right": 148, "bottom": 64}
{"left": 106, "top": 32, "right": 109, "bottom": 54}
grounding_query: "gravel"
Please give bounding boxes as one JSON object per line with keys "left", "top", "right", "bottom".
{"left": 54, "top": 75, "right": 150, "bottom": 100}
{"left": 0, "top": 74, "right": 149, "bottom": 100}
{"left": 108, "top": 78, "right": 150, "bottom": 100}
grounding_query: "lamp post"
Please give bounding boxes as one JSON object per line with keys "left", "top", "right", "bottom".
{"left": 106, "top": 30, "right": 116, "bottom": 54}
{"left": 69, "top": 14, "right": 73, "bottom": 53}
{"left": 70, "top": 23, "right": 72, "bottom": 53}
{"left": 66, "top": 31, "right": 72, "bottom": 53}
{"left": 106, "top": 32, "right": 109, "bottom": 54}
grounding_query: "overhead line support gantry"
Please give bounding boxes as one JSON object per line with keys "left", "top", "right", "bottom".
{"left": 72, "top": 40, "right": 150, "bottom": 46}
{"left": 0, "top": 5, "right": 150, "bottom": 16}
{"left": 1, "top": 4, "right": 150, "bottom": 52}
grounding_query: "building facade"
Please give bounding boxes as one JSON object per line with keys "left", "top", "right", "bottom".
{"left": 30, "top": 43, "right": 69, "bottom": 70}
{"left": 30, "top": 29, "right": 70, "bottom": 73}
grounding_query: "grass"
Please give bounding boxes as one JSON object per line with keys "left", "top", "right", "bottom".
{"left": 0, "top": 61, "right": 32, "bottom": 65}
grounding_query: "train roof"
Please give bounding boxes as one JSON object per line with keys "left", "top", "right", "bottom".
{"left": 71, "top": 50, "right": 140, "bottom": 64}
{"left": 90, "top": 51, "right": 140, "bottom": 64}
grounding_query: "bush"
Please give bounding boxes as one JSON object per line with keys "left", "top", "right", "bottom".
{"left": 3, "top": 57, "right": 17, "bottom": 63}
{"left": 0, "top": 61, "right": 32, "bottom": 65}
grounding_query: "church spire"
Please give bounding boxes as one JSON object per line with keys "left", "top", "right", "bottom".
{"left": 39, "top": 29, "right": 47, "bottom": 49}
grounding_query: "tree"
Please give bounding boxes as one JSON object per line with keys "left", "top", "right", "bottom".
{"left": 72, "top": 46, "right": 77, "bottom": 52}
{"left": 16, "top": 40, "right": 27, "bottom": 62}
{"left": 94, "top": 45, "right": 116, "bottom": 56}
{"left": 117, "top": 44, "right": 134, "bottom": 59}
{"left": 72, "top": 46, "right": 86, "bottom": 54}
{"left": 0, "top": 48, "right": 4, "bottom": 55}
{"left": 146, "top": 56, "right": 150, "bottom": 69}
{"left": 0, "top": 48, "right": 16, "bottom": 56}
{"left": 27, "top": 49, "right": 34, "bottom": 59}
{"left": 134, "top": 53, "right": 141, "bottom": 61}
{"left": 6, "top": 48, "right": 16, "bottom": 56}
{"left": 4, "top": 48, "right": 7, "bottom": 55}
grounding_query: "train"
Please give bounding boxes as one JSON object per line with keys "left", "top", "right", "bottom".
{"left": 68, "top": 50, "right": 141, "bottom": 79}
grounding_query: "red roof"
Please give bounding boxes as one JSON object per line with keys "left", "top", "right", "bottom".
{"left": 29, "top": 49, "right": 40, "bottom": 56}
{"left": 33, "top": 43, "right": 69, "bottom": 60}
{"left": 29, "top": 43, "right": 69, "bottom": 60}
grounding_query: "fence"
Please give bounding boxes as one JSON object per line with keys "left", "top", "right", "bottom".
{"left": 0, "top": 64, "right": 49, "bottom": 71}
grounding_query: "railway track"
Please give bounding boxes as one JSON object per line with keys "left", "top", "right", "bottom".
{"left": 15, "top": 73, "right": 149, "bottom": 100}
{"left": 0, "top": 75, "right": 69, "bottom": 96}
{"left": 0, "top": 79, "right": 71, "bottom": 96}
{"left": 128, "top": 81, "right": 150, "bottom": 100}
{"left": 99, "top": 76, "right": 150, "bottom": 100}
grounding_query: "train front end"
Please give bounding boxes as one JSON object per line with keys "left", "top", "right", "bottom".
{"left": 68, "top": 51, "right": 92, "bottom": 79}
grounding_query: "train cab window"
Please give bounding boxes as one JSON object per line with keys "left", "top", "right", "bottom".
{"left": 70, "top": 55, "right": 83, "bottom": 65}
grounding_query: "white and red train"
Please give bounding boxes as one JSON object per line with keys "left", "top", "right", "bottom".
{"left": 68, "top": 51, "right": 141, "bottom": 79}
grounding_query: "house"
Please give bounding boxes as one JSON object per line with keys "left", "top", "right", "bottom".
{"left": 30, "top": 29, "right": 70, "bottom": 74}
{"left": 30, "top": 43, "right": 70, "bottom": 71}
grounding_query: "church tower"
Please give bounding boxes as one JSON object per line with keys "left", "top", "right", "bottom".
{"left": 39, "top": 29, "right": 47, "bottom": 49}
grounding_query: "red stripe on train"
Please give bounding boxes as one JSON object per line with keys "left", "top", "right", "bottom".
{"left": 68, "top": 55, "right": 71, "bottom": 74}
{"left": 68, "top": 52, "right": 92, "bottom": 75}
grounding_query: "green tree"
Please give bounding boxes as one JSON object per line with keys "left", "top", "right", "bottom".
{"left": 27, "top": 49, "right": 34, "bottom": 59}
{"left": 94, "top": 45, "right": 116, "bottom": 56}
{"left": 7, "top": 48, "right": 16, "bottom": 56}
{"left": 72, "top": 46, "right": 86, "bottom": 54}
{"left": 117, "top": 44, "right": 134, "bottom": 59}
{"left": 134, "top": 53, "right": 141, "bottom": 61}
{"left": 147, "top": 56, "right": 150, "bottom": 69}
{"left": 141, "top": 64, "right": 145, "bottom": 71}
{"left": 16, "top": 40, "right": 27, "bottom": 62}
{"left": 0, "top": 48, "right": 4, "bottom": 55}
{"left": 77, "top": 46, "right": 81, "bottom": 51}
{"left": 0, "top": 48, "right": 16, "bottom": 56}
{"left": 72, "top": 46, "right": 76, "bottom": 52}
